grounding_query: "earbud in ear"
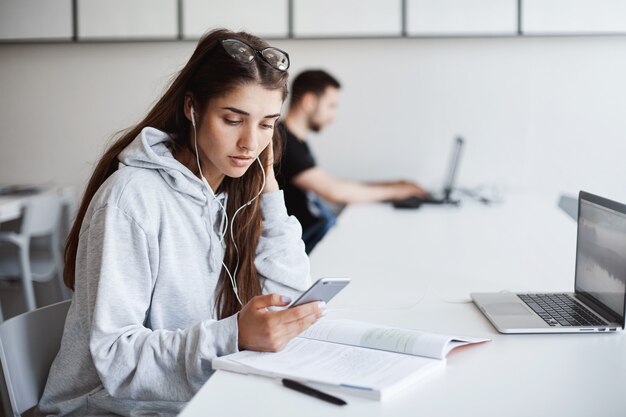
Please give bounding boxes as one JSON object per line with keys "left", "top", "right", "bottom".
{"left": 190, "top": 105, "right": 196, "bottom": 127}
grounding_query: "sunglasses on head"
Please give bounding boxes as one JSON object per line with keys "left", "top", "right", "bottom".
{"left": 220, "top": 38, "right": 290, "bottom": 71}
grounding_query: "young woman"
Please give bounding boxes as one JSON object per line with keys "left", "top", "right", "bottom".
{"left": 37, "top": 29, "right": 322, "bottom": 416}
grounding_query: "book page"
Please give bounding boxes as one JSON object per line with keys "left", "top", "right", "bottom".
{"left": 300, "top": 319, "right": 488, "bottom": 359}
{"left": 214, "top": 338, "right": 444, "bottom": 399}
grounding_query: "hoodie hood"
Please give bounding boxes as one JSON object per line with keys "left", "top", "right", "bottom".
{"left": 118, "top": 127, "right": 228, "bottom": 271}
{"left": 118, "top": 127, "right": 208, "bottom": 204}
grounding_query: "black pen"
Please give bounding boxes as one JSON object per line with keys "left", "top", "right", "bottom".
{"left": 281, "top": 378, "right": 347, "bottom": 406}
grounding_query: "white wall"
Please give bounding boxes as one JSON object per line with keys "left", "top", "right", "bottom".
{"left": 1, "top": 36, "right": 625, "bottom": 204}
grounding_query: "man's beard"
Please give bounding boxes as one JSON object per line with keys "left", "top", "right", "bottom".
{"left": 308, "top": 118, "right": 322, "bottom": 133}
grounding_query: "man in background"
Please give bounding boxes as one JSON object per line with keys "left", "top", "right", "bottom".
{"left": 277, "top": 70, "right": 426, "bottom": 253}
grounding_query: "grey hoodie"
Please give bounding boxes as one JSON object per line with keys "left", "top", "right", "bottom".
{"left": 37, "top": 127, "right": 311, "bottom": 416}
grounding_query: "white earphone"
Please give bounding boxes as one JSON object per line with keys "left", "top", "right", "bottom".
{"left": 190, "top": 104, "right": 266, "bottom": 306}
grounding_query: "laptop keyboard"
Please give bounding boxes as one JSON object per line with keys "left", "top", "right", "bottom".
{"left": 518, "top": 294, "right": 605, "bottom": 327}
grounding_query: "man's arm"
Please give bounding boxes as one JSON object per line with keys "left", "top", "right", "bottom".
{"left": 292, "top": 167, "right": 426, "bottom": 204}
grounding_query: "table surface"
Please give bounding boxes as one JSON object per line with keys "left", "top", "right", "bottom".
{"left": 179, "top": 192, "right": 626, "bottom": 417}
{"left": 0, "top": 196, "right": 24, "bottom": 223}
{"left": 0, "top": 186, "right": 76, "bottom": 224}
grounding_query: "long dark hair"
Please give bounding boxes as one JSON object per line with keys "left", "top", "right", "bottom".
{"left": 64, "top": 29, "right": 289, "bottom": 319}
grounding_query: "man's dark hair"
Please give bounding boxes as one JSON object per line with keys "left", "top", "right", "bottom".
{"left": 289, "top": 70, "right": 341, "bottom": 109}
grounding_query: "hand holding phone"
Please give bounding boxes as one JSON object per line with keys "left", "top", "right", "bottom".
{"left": 288, "top": 277, "right": 350, "bottom": 308}
{"left": 238, "top": 293, "right": 322, "bottom": 352}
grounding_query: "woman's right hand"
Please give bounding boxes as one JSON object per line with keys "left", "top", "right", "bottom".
{"left": 237, "top": 294, "right": 325, "bottom": 352}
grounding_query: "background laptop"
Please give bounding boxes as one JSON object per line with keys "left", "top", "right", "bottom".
{"left": 472, "top": 191, "right": 626, "bottom": 333}
{"left": 392, "top": 136, "right": 464, "bottom": 208}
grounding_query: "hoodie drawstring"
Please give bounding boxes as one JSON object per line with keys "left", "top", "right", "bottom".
{"left": 204, "top": 193, "right": 227, "bottom": 273}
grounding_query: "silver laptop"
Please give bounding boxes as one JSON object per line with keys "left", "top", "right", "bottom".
{"left": 472, "top": 191, "right": 626, "bottom": 334}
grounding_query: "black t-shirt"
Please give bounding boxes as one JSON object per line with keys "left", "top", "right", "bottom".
{"left": 276, "top": 123, "right": 319, "bottom": 230}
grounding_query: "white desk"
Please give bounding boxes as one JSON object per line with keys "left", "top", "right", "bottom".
{"left": 179, "top": 193, "right": 626, "bottom": 417}
{"left": 0, "top": 196, "right": 23, "bottom": 223}
{"left": 0, "top": 186, "right": 76, "bottom": 226}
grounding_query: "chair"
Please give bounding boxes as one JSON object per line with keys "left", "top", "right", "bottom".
{"left": 0, "top": 300, "right": 70, "bottom": 417}
{"left": 0, "top": 193, "right": 65, "bottom": 313}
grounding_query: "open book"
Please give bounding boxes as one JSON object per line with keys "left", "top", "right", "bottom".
{"left": 212, "top": 319, "right": 489, "bottom": 400}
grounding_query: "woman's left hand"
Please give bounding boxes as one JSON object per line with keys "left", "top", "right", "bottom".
{"left": 262, "top": 140, "right": 279, "bottom": 193}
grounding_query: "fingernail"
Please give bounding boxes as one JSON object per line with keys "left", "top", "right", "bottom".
{"left": 281, "top": 296, "right": 292, "bottom": 304}
{"left": 321, "top": 308, "right": 328, "bottom": 316}
{"left": 318, "top": 301, "right": 327, "bottom": 310}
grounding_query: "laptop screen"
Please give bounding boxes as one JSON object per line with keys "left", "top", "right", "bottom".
{"left": 575, "top": 193, "right": 626, "bottom": 322}
{"left": 442, "top": 137, "right": 464, "bottom": 199}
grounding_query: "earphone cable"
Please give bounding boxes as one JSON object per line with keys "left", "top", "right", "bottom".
{"left": 192, "top": 109, "right": 266, "bottom": 307}
{"left": 230, "top": 157, "right": 266, "bottom": 281}
{"left": 193, "top": 114, "right": 242, "bottom": 305}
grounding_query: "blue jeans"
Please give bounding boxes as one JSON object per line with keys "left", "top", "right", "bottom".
{"left": 301, "top": 199, "right": 337, "bottom": 254}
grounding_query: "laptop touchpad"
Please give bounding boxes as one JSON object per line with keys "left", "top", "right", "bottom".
{"left": 487, "top": 303, "right": 532, "bottom": 316}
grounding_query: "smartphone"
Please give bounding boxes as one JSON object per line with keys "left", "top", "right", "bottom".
{"left": 288, "top": 277, "right": 350, "bottom": 308}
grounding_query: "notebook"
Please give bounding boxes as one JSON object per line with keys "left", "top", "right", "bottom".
{"left": 472, "top": 191, "right": 626, "bottom": 334}
{"left": 393, "top": 136, "right": 464, "bottom": 208}
{"left": 213, "top": 319, "right": 488, "bottom": 400}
